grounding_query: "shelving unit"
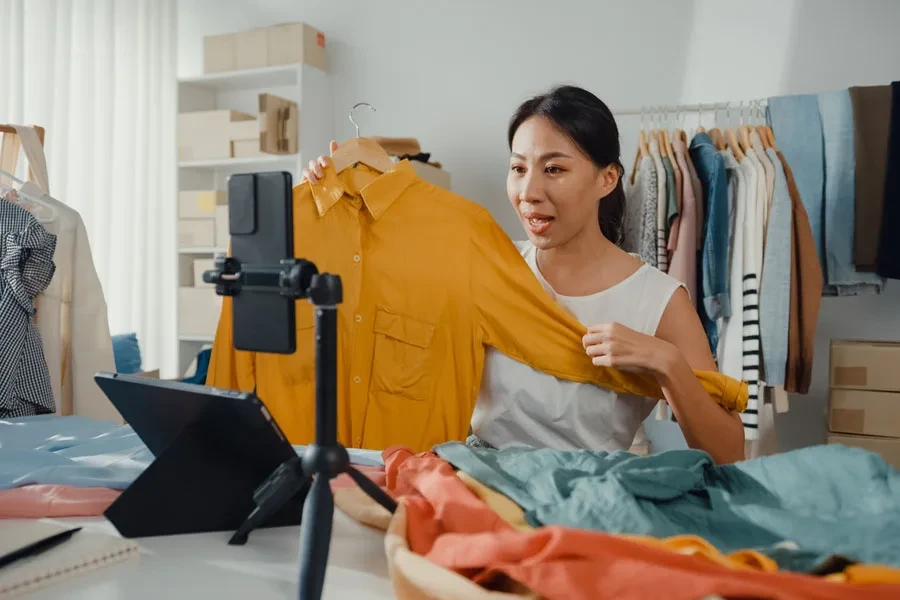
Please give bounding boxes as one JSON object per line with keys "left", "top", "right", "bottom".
{"left": 175, "top": 62, "right": 333, "bottom": 376}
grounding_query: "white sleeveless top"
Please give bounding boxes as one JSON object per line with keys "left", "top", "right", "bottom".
{"left": 471, "top": 241, "right": 685, "bottom": 451}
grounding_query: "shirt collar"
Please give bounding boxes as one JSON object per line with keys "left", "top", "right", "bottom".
{"left": 309, "top": 158, "right": 417, "bottom": 219}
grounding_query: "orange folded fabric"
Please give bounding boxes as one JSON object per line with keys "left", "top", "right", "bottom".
{"left": 340, "top": 447, "right": 900, "bottom": 600}
{"left": 0, "top": 485, "right": 121, "bottom": 519}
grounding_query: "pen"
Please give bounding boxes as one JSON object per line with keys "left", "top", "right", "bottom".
{"left": 0, "top": 527, "right": 82, "bottom": 570}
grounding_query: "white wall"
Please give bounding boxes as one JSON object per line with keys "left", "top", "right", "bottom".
{"left": 178, "top": 0, "right": 900, "bottom": 451}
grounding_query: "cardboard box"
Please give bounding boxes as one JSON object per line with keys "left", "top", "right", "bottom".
{"left": 203, "top": 32, "right": 236, "bottom": 73}
{"left": 229, "top": 119, "right": 259, "bottom": 141}
{"left": 235, "top": 27, "right": 268, "bottom": 70}
{"left": 178, "top": 219, "right": 216, "bottom": 248}
{"left": 827, "top": 433, "right": 900, "bottom": 469}
{"left": 193, "top": 258, "right": 216, "bottom": 287}
{"left": 202, "top": 22, "right": 327, "bottom": 75}
{"left": 179, "top": 110, "right": 255, "bottom": 161}
{"left": 215, "top": 205, "right": 229, "bottom": 247}
{"left": 267, "top": 22, "right": 327, "bottom": 72}
{"left": 231, "top": 139, "right": 264, "bottom": 158}
{"left": 410, "top": 162, "right": 451, "bottom": 190}
{"left": 178, "top": 287, "right": 223, "bottom": 338}
{"left": 829, "top": 388, "right": 900, "bottom": 438}
{"left": 178, "top": 190, "right": 226, "bottom": 219}
{"left": 830, "top": 339, "right": 900, "bottom": 392}
{"left": 259, "top": 93, "right": 298, "bottom": 155}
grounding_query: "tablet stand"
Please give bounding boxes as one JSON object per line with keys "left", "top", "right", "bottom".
{"left": 216, "top": 265, "right": 398, "bottom": 600}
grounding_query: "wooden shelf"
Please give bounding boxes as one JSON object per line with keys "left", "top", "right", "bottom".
{"left": 178, "top": 154, "right": 299, "bottom": 170}
{"left": 178, "top": 64, "right": 300, "bottom": 93}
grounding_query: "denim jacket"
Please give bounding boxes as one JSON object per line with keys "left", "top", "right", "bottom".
{"left": 689, "top": 133, "right": 731, "bottom": 354}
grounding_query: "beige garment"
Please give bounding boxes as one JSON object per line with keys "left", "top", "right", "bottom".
{"left": 750, "top": 131, "right": 775, "bottom": 239}
{"left": 13, "top": 126, "right": 120, "bottom": 422}
{"left": 334, "top": 485, "right": 535, "bottom": 600}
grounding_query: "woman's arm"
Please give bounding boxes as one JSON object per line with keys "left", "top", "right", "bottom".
{"left": 652, "top": 288, "right": 745, "bottom": 463}
{"left": 583, "top": 287, "right": 745, "bottom": 464}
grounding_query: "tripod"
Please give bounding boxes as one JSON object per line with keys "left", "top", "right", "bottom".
{"left": 208, "top": 258, "right": 398, "bottom": 600}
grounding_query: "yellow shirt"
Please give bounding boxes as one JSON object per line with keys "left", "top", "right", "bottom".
{"left": 207, "top": 159, "right": 747, "bottom": 451}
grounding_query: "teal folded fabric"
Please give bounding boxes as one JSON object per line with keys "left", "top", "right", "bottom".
{"left": 434, "top": 442, "right": 900, "bottom": 571}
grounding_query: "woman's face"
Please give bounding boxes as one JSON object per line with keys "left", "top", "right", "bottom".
{"left": 507, "top": 116, "right": 617, "bottom": 250}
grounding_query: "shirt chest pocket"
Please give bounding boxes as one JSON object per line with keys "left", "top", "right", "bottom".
{"left": 369, "top": 309, "right": 436, "bottom": 402}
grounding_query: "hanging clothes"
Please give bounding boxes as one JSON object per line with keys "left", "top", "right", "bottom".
{"left": 0, "top": 200, "right": 56, "bottom": 417}
{"left": 817, "top": 90, "right": 885, "bottom": 294}
{"left": 623, "top": 154, "right": 657, "bottom": 265}
{"left": 717, "top": 149, "right": 746, "bottom": 380}
{"left": 689, "top": 132, "right": 731, "bottom": 356}
{"left": 759, "top": 148, "right": 793, "bottom": 389}
{"left": 777, "top": 150, "right": 823, "bottom": 395}
{"left": 669, "top": 139, "right": 699, "bottom": 307}
{"left": 10, "top": 126, "right": 119, "bottom": 422}
{"left": 766, "top": 95, "right": 826, "bottom": 276}
{"left": 849, "top": 85, "right": 893, "bottom": 272}
{"left": 650, "top": 137, "right": 669, "bottom": 272}
{"left": 877, "top": 82, "right": 900, "bottom": 279}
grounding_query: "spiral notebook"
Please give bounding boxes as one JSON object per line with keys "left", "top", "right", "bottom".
{"left": 0, "top": 520, "right": 139, "bottom": 599}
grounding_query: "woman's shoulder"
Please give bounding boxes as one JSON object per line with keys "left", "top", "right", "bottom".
{"left": 626, "top": 255, "right": 688, "bottom": 303}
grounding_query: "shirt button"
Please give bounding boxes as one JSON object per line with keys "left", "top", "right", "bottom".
{"left": 353, "top": 376, "right": 361, "bottom": 384}
{"left": 352, "top": 254, "right": 361, "bottom": 263}
{"left": 355, "top": 314, "right": 362, "bottom": 323}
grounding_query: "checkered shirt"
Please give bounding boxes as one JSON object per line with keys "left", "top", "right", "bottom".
{"left": 0, "top": 200, "right": 57, "bottom": 418}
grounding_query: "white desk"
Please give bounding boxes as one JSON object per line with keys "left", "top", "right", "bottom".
{"left": 25, "top": 510, "right": 395, "bottom": 599}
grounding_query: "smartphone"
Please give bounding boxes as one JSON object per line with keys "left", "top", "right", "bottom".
{"left": 227, "top": 171, "right": 295, "bottom": 354}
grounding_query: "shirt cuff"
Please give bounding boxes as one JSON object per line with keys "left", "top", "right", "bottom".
{"left": 703, "top": 293, "right": 731, "bottom": 321}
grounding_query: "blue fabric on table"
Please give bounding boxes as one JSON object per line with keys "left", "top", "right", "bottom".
{"left": 0, "top": 415, "right": 384, "bottom": 491}
{"left": 435, "top": 441, "right": 900, "bottom": 572}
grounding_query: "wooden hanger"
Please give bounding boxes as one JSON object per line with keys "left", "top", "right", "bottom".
{"left": 725, "top": 127, "right": 745, "bottom": 160}
{"left": 764, "top": 125, "right": 777, "bottom": 150}
{"left": 329, "top": 103, "right": 393, "bottom": 183}
{"left": 709, "top": 127, "right": 725, "bottom": 150}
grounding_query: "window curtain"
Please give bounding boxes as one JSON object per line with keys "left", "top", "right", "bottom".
{"left": 0, "top": 0, "right": 178, "bottom": 377}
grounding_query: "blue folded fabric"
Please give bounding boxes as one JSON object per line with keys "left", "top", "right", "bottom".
{"left": 436, "top": 441, "right": 900, "bottom": 571}
{"left": 0, "top": 415, "right": 384, "bottom": 491}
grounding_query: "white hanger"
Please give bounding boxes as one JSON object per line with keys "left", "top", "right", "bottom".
{"left": 0, "top": 167, "right": 58, "bottom": 223}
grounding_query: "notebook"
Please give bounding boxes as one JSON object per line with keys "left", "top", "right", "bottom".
{"left": 0, "top": 520, "right": 139, "bottom": 599}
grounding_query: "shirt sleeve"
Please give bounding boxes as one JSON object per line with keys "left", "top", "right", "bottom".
{"left": 469, "top": 209, "right": 748, "bottom": 413}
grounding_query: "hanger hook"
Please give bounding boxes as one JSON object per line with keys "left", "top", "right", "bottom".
{"left": 640, "top": 106, "right": 645, "bottom": 131}
{"left": 349, "top": 102, "right": 376, "bottom": 137}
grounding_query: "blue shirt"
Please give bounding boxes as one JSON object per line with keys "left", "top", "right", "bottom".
{"left": 689, "top": 133, "right": 731, "bottom": 355}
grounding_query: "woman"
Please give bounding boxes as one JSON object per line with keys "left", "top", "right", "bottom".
{"left": 303, "top": 85, "right": 744, "bottom": 464}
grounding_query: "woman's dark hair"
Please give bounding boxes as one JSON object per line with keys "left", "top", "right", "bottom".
{"left": 507, "top": 85, "right": 626, "bottom": 246}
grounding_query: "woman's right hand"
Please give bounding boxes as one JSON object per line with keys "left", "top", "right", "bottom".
{"left": 301, "top": 140, "right": 340, "bottom": 184}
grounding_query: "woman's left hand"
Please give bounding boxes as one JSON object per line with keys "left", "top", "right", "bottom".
{"left": 582, "top": 322, "right": 677, "bottom": 377}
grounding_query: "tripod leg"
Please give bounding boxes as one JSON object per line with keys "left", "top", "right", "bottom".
{"left": 347, "top": 466, "right": 397, "bottom": 514}
{"left": 298, "top": 475, "right": 334, "bottom": 600}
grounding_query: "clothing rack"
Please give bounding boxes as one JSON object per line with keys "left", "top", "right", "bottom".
{"left": 0, "top": 124, "right": 45, "bottom": 144}
{"left": 611, "top": 100, "right": 768, "bottom": 118}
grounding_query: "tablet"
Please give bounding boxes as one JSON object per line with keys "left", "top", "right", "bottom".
{"left": 93, "top": 372, "right": 302, "bottom": 538}
{"left": 94, "top": 372, "right": 289, "bottom": 457}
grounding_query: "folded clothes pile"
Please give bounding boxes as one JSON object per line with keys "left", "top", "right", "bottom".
{"left": 333, "top": 443, "right": 900, "bottom": 600}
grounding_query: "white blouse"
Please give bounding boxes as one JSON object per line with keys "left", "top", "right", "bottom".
{"left": 471, "top": 241, "right": 684, "bottom": 451}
